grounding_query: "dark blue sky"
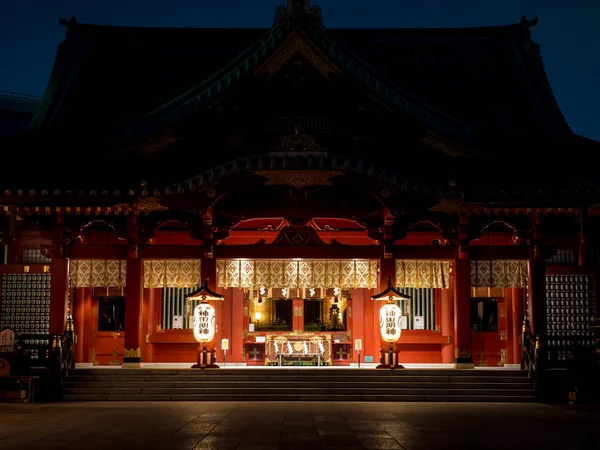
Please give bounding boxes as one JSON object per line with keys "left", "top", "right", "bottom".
{"left": 1, "top": 0, "right": 598, "bottom": 141}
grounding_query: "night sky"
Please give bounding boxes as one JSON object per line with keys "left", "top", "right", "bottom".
{"left": 1, "top": 0, "right": 598, "bottom": 141}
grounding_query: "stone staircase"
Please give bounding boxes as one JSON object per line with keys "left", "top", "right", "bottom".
{"left": 62, "top": 368, "right": 536, "bottom": 402}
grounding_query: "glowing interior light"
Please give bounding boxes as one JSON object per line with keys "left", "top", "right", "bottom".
{"left": 309, "top": 287, "right": 315, "bottom": 297}
{"left": 259, "top": 286, "right": 266, "bottom": 296}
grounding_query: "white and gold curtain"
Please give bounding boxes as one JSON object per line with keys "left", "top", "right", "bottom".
{"left": 143, "top": 260, "right": 201, "bottom": 288}
{"left": 216, "top": 259, "right": 378, "bottom": 289}
{"left": 469, "top": 260, "right": 527, "bottom": 288}
{"left": 70, "top": 260, "right": 126, "bottom": 288}
{"left": 395, "top": 260, "right": 451, "bottom": 289}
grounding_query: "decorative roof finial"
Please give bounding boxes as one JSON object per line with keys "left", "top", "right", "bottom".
{"left": 274, "top": 0, "right": 323, "bottom": 28}
{"left": 287, "top": 0, "right": 310, "bottom": 10}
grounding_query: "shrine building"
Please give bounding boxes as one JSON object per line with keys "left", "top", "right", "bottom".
{"left": 0, "top": 0, "right": 598, "bottom": 371}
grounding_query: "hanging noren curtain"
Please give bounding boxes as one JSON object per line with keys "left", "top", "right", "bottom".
{"left": 216, "top": 259, "right": 378, "bottom": 290}
{"left": 469, "top": 260, "right": 527, "bottom": 288}
{"left": 395, "top": 260, "right": 451, "bottom": 289}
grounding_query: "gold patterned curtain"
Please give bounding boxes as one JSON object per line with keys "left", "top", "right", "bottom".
{"left": 143, "top": 260, "right": 201, "bottom": 288}
{"left": 469, "top": 260, "right": 527, "bottom": 288}
{"left": 70, "top": 260, "right": 126, "bottom": 288}
{"left": 395, "top": 260, "right": 451, "bottom": 289}
{"left": 216, "top": 259, "right": 378, "bottom": 289}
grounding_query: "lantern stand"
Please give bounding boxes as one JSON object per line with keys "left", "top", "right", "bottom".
{"left": 185, "top": 278, "right": 225, "bottom": 369}
{"left": 371, "top": 276, "right": 411, "bottom": 370}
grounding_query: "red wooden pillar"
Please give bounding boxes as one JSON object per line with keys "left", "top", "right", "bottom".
{"left": 527, "top": 248, "right": 547, "bottom": 344}
{"left": 82, "top": 288, "right": 94, "bottom": 364}
{"left": 74, "top": 287, "right": 86, "bottom": 363}
{"left": 362, "top": 288, "right": 379, "bottom": 363}
{"left": 351, "top": 291, "right": 364, "bottom": 364}
{"left": 453, "top": 258, "right": 474, "bottom": 368}
{"left": 441, "top": 287, "right": 454, "bottom": 363}
{"left": 510, "top": 287, "right": 523, "bottom": 365}
{"left": 49, "top": 257, "right": 69, "bottom": 335}
{"left": 218, "top": 287, "right": 231, "bottom": 362}
{"left": 123, "top": 252, "right": 143, "bottom": 368}
{"left": 230, "top": 289, "right": 244, "bottom": 363}
{"left": 141, "top": 288, "right": 154, "bottom": 363}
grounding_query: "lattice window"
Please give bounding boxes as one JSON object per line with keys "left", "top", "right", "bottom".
{"left": 22, "top": 248, "right": 50, "bottom": 264}
{"left": 546, "top": 249, "right": 576, "bottom": 265}
{"left": 398, "top": 287, "right": 436, "bottom": 330}
{"left": 545, "top": 274, "right": 596, "bottom": 366}
{"left": 161, "top": 285, "right": 201, "bottom": 330}
{"left": 0, "top": 273, "right": 51, "bottom": 359}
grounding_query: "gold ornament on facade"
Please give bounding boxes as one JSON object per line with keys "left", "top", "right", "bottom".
{"left": 254, "top": 170, "right": 340, "bottom": 189}
{"left": 124, "top": 348, "right": 142, "bottom": 358}
{"left": 254, "top": 30, "right": 342, "bottom": 80}
{"left": 429, "top": 197, "right": 463, "bottom": 212}
{"left": 113, "top": 196, "right": 168, "bottom": 214}
{"left": 455, "top": 348, "right": 472, "bottom": 359}
{"left": 420, "top": 136, "right": 468, "bottom": 157}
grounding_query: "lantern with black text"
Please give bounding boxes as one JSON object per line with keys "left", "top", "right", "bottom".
{"left": 185, "top": 278, "right": 225, "bottom": 369}
{"left": 371, "top": 276, "right": 411, "bottom": 369}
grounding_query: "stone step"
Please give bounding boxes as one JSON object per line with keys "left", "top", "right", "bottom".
{"left": 63, "top": 386, "right": 534, "bottom": 395}
{"left": 70, "top": 368, "right": 527, "bottom": 376}
{"left": 62, "top": 393, "right": 536, "bottom": 402}
{"left": 64, "top": 381, "right": 531, "bottom": 389}
{"left": 65, "top": 375, "right": 530, "bottom": 383}
{"left": 62, "top": 368, "right": 534, "bottom": 402}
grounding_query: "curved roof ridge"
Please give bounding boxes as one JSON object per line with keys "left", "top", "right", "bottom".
{"left": 525, "top": 39, "right": 571, "bottom": 134}
{"left": 125, "top": 28, "right": 276, "bottom": 137}
{"left": 58, "top": 16, "right": 525, "bottom": 34}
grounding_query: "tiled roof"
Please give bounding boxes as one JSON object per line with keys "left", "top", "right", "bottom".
{"left": 31, "top": 15, "right": 569, "bottom": 150}
{"left": 7, "top": 6, "right": 595, "bottom": 198}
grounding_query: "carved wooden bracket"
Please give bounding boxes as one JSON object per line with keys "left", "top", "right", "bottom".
{"left": 271, "top": 225, "right": 326, "bottom": 245}
{"left": 40, "top": 243, "right": 63, "bottom": 259}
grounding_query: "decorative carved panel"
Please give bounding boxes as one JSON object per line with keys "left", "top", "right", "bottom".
{"left": 254, "top": 170, "right": 340, "bottom": 189}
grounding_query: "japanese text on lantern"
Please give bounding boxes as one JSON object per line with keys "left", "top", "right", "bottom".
{"left": 379, "top": 303, "right": 402, "bottom": 342}
{"left": 193, "top": 304, "right": 216, "bottom": 343}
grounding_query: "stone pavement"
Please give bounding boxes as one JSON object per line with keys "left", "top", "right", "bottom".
{"left": 0, "top": 401, "right": 598, "bottom": 450}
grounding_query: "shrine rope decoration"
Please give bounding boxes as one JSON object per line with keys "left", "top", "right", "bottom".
{"left": 216, "top": 259, "right": 378, "bottom": 289}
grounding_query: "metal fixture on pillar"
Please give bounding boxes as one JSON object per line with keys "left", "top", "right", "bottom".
{"left": 185, "top": 278, "right": 225, "bottom": 369}
{"left": 371, "top": 276, "right": 411, "bottom": 369}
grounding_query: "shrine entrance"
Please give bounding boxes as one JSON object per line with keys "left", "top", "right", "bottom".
{"left": 244, "top": 286, "right": 354, "bottom": 367}
{"left": 470, "top": 288, "right": 523, "bottom": 367}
